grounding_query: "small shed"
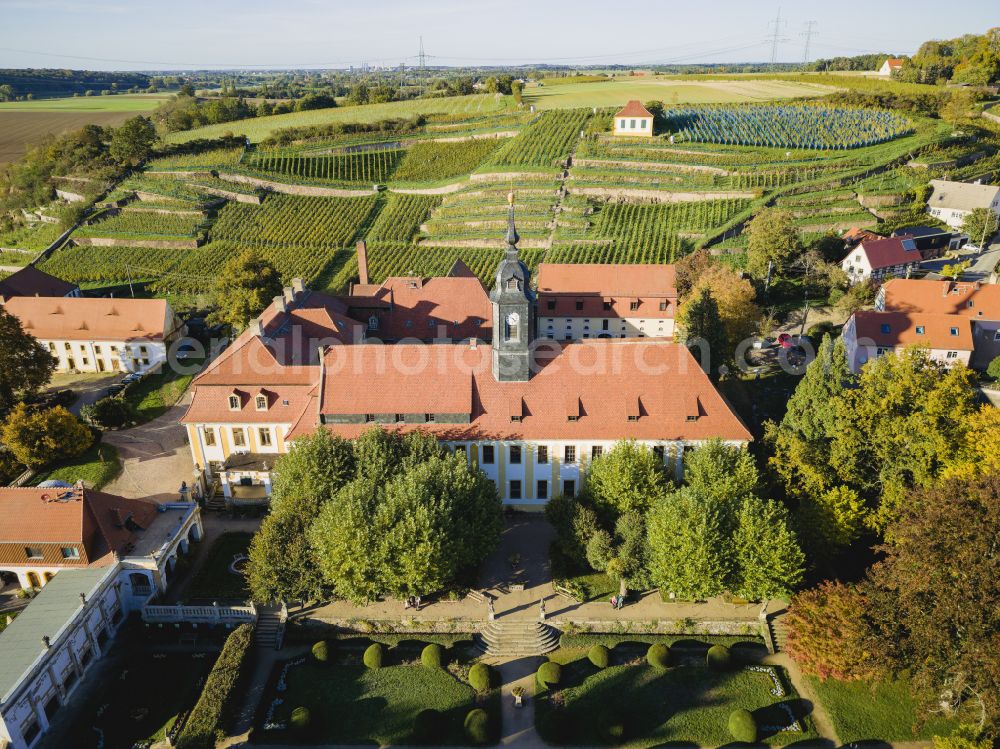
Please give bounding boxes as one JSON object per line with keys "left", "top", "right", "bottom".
{"left": 613, "top": 100, "right": 654, "bottom": 137}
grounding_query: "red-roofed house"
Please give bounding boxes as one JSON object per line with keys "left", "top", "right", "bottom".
{"left": 841, "top": 236, "right": 921, "bottom": 285}
{"left": 3, "top": 297, "right": 185, "bottom": 374}
{"left": 877, "top": 278, "right": 1000, "bottom": 367}
{"left": 842, "top": 310, "right": 974, "bottom": 373}
{"left": 878, "top": 58, "right": 904, "bottom": 76}
{"left": 613, "top": 100, "right": 654, "bottom": 137}
{"left": 536, "top": 263, "right": 677, "bottom": 339}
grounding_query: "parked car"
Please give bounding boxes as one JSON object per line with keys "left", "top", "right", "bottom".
{"left": 121, "top": 373, "right": 143, "bottom": 385}
{"left": 176, "top": 341, "right": 198, "bottom": 360}
{"left": 106, "top": 384, "right": 126, "bottom": 397}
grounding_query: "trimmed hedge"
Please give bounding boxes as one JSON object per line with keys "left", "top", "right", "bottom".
{"left": 537, "top": 661, "right": 562, "bottom": 688}
{"left": 174, "top": 623, "right": 255, "bottom": 749}
{"left": 600, "top": 711, "right": 627, "bottom": 745}
{"left": 707, "top": 644, "right": 732, "bottom": 671}
{"left": 311, "top": 640, "right": 330, "bottom": 664}
{"left": 588, "top": 644, "right": 610, "bottom": 669}
{"left": 364, "top": 642, "right": 384, "bottom": 670}
{"left": 291, "top": 706, "right": 311, "bottom": 734}
{"left": 464, "top": 708, "right": 491, "bottom": 744}
{"left": 469, "top": 662, "right": 491, "bottom": 692}
{"left": 728, "top": 708, "right": 758, "bottom": 742}
{"left": 646, "top": 643, "right": 670, "bottom": 669}
{"left": 421, "top": 643, "right": 444, "bottom": 669}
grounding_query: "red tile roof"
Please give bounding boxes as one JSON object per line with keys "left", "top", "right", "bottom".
{"left": 182, "top": 384, "right": 317, "bottom": 425}
{"left": 850, "top": 237, "right": 920, "bottom": 270}
{"left": 881, "top": 279, "right": 1000, "bottom": 320}
{"left": 0, "top": 486, "right": 159, "bottom": 565}
{"left": 4, "top": 297, "right": 175, "bottom": 341}
{"left": 307, "top": 340, "right": 751, "bottom": 442}
{"left": 884, "top": 58, "right": 903, "bottom": 70}
{"left": 536, "top": 264, "right": 677, "bottom": 319}
{"left": 852, "top": 311, "right": 974, "bottom": 351}
{"left": 615, "top": 100, "right": 654, "bottom": 118}
{"left": 842, "top": 227, "right": 882, "bottom": 246}
{"left": 0, "top": 266, "right": 78, "bottom": 300}
{"left": 344, "top": 275, "right": 491, "bottom": 341}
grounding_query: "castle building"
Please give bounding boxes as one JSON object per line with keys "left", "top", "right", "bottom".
{"left": 182, "top": 200, "right": 749, "bottom": 508}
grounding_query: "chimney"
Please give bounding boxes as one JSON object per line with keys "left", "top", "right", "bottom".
{"left": 248, "top": 319, "right": 264, "bottom": 338}
{"left": 41, "top": 636, "right": 50, "bottom": 649}
{"left": 282, "top": 286, "right": 295, "bottom": 306}
{"left": 356, "top": 241, "right": 370, "bottom": 285}
{"left": 79, "top": 593, "right": 86, "bottom": 607}
{"left": 292, "top": 277, "right": 306, "bottom": 295}
{"left": 273, "top": 295, "right": 287, "bottom": 314}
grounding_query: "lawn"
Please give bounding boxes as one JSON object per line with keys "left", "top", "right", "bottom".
{"left": 29, "top": 442, "right": 121, "bottom": 489}
{"left": 168, "top": 94, "right": 514, "bottom": 144}
{"left": 267, "top": 656, "right": 481, "bottom": 744}
{"left": 124, "top": 356, "right": 205, "bottom": 423}
{"left": 183, "top": 532, "right": 253, "bottom": 602}
{"left": 64, "top": 646, "right": 214, "bottom": 748}
{"left": 537, "top": 646, "right": 817, "bottom": 746}
{"left": 807, "top": 675, "right": 959, "bottom": 743}
{"left": 523, "top": 77, "right": 833, "bottom": 110}
{"left": 0, "top": 94, "right": 170, "bottom": 112}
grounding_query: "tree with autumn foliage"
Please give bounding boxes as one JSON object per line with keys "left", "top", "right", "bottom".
{"left": 679, "top": 263, "right": 760, "bottom": 346}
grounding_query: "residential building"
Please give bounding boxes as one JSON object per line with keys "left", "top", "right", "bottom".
{"left": 878, "top": 57, "right": 904, "bottom": 76}
{"left": 841, "top": 236, "right": 921, "bottom": 284}
{"left": 0, "top": 491, "right": 202, "bottom": 749}
{"left": 613, "top": 100, "right": 654, "bottom": 137}
{"left": 0, "top": 267, "right": 79, "bottom": 302}
{"left": 2, "top": 297, "right": 185, "bottom": 374}
{"left": 842, "top": 310, "right": 974, "bottom": 373}
{"left": 890, "top": 225, "right": 966, "bottom": 259}
{"left": 841, "top": 226, "right": 882, "bottom": 250}
{"left": 877, "top": 278, "right": 1000, "bottom": 367}
{"left": 182, "top": 204, "right": 751, "bottom": 509}
{"left": 926, "top": 179, "right": 1000, "bottom": 231}
{"left": 536, "top": 263, "right": 678, "bottom": 339}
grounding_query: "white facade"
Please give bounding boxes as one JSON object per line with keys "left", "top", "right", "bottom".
{"left": 926, "top": 180, "right": 1000, "bottom": 231}
{"left": 40, "top": 337, "right": 168, "bottom": 374}
{"left": 613, "top": 115, "right": 654, "bottom": 137}
{"left": 842, "top": 315, "right": 973, "bottom": 374}
{"left": 841, "top": 250, "right": 918, "bottom": 285}
{"left": 539, "top": 316, "right": 675, "bottom": 340}
{"left": 187, "top": 421, "right": 290, "bottom": 500}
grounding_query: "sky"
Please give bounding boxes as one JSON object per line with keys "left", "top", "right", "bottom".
{"left": 0, "top": 0, "right": 995, "bottom": 71}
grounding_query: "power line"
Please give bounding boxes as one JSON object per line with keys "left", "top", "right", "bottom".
{"left": 766, "top": 7, "right": 788, "bottom": 64}
{"left": 801, "top": 21, "right": 817, "bottom": 63}
{"left": 418, "top": 37, "right": 426, "bottom": 71}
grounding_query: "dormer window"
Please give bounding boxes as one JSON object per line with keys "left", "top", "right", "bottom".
{"left": 228, "top": 394, "right": 240, "bottom": 410}
{"left": 916, "top": 326, "right": 925, "bottom": 334}
{"left": 630, "top": 301, "right": 640, "bottom": 311}
{"left": 950, "top": 327, "right": 959, "bottom": 336}
{"left": 368, "top": 316, "right": 379, "bottom": 330}
{"left": 880, "top": 324, "right": 891, "bottom": 334}
{"left": 255, "top": 395, "right": 267, "bottom": 411}
{"left": 575, "top": 300, "right": 584, "bottom": 311}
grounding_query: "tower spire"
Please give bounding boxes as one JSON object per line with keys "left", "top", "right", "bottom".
{"left": 505, "top": 190, "right": 519, "bottom": 252}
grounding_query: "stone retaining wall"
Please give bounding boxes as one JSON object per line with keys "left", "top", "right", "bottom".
{"left": 215, "top": 172, "right": 374, "bottom": 197}
{"left": 573, "top": 158, "right": 728, "bottom": 175}
{"left": 572, "top": 187, "right": 756, "bottom": 203}
{"left": 73, "top": 237, "right": 201, "bottom": 250}
{"left": 188, "top": 184, "right": 262, "bottom": 204}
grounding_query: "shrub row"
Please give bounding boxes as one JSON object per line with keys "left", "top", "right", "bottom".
{"left": 175, "top": 623, "right": 255, "bottom": 749}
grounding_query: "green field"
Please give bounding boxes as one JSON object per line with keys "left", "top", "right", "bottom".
{"left": 0, "top": 94, "right": 170, "bottom": 112}
{"left": 167, "top": 94, "right": 514, "bottom": 144}
{"left": 524, "top": 77, "right": 835, "bottom": 110}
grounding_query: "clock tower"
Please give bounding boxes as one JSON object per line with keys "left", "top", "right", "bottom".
{"left": 490, "top": 193, "right": 534, "bottom": 382}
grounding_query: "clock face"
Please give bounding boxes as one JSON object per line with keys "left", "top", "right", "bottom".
{"left": 507, "top": 312, "right": 520, "bottom": 326}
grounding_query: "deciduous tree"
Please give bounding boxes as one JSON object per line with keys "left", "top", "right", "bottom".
{"left": 1, "top": 404, "right": 92, "bottom": 467}
{"left": 961, "top": 206, "right": 999, "bottom": 247}
{"left": 586, "top": 511, "right": 649, "bottom": 596}
{"left": 681, "top": 264, "right": 760, "bottom": 345}
{"left": 209, "top": 251, "right": 283, "bottom": 332}
{"left": 683, "top": 438, "right": 759, "bottom": 510}
{"left": 731, "top": 496, "right": 805, "bottom": 600}
{"left": 745, "top": 208, "right": 801, "bottom": 279}
{"left": 676, "top": 286, "right": 728, "bottom": 373}
{"left": 108, "top": 115, "right": 157, "bottom": 166}
{"left": 583, "top": 440, "right": 670, "bottom": 521}
{"left": 0, "top": 306, "right": 56, "bottom": 414}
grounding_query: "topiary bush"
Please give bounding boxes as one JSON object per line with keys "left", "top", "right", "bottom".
{"left": 412, "top": 708, "right": 443, "bottom": 744}
{"left": 464, "top": 708, "right": 491, "bottom": 745}
{"left": 421, "top": 643, "right": 444, "bottom": 669}
{"left": 469, "top": 662, "right": 491, "bottom": 691}
{"left": 646, "top": 643, "right": 670, "bottom": 669}
{"left": 988, "top": 355, "right": 1000, "bottom": 381}
{"left": 588, "top": 644, "right": 610, "bottom": 669}
{"left": 311, "top": 640, "right": 330, "bottom": 664}
{"left": 707, "top": 644, "right": 732, "bottom": 671}
{"left": 728, "top": 708, "right": 758, "bottom": 742}
{"left": 536, "top": 661, "right": 562, "bottom": 688}
{"left": 363, "top": 642, "right": 384, "bottom": 670}
{"left": 291, "top": 706, "right": 311, "bottom": 735}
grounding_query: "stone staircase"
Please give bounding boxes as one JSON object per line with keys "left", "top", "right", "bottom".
{"left": 476, "top": 618, "right": 560, "bottom": 657}
{"left": 767, "top": 613, "right": 789, "bottom": 653}
{"left": 255, "top": 605, "right": 284, "bottom": 650}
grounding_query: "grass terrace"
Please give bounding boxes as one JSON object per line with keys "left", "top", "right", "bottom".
{"left": 29, "top": 442, "right": 121, "bottom": 490}
{"left": 124, "top": 355, "right": 206, "bottom": 423}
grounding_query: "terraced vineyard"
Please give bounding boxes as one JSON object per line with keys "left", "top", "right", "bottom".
{"left": 485, "top": 109, "right": 591, "bottom": 168}
{"left": 75, "top": 208, "right": 205, "bottom": 239}
{"left": 243, "top": 148, "right": 404, "bottom": 184}
{"left": 211, "top": 194, "right": 377, "bottom": 248}
{"left": 391, "top": 138, "right": 505, "bottom": 182}
{"left": 366, "top": 194, "right": 441, "bottom": 242}
{"left": 146, "top": 147, "right": 244, "bottom": 171}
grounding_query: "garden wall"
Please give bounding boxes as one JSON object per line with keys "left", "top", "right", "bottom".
{"left": 214, "top": 172, "right": 374, "bottom": 197}
{"left": 550, "top": 617, "right": 764, "bottom": 639}
{"left": 571, "top": 187, "right": 756, "bottom": 203}
{"left": 72, "top": 237, "right": 201, "bottom": 249}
